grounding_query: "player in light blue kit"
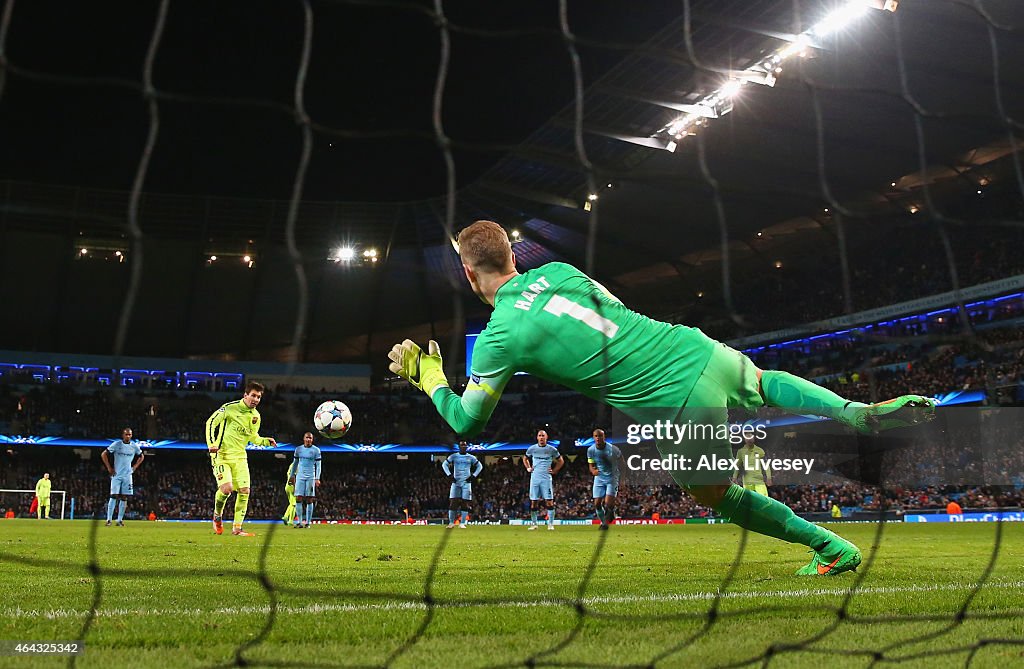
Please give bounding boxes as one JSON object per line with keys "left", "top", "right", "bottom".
{"left": 443, "top": 440, "right": 483, "bottom": 529}
{"left": 587, "top": 428, "right": 622, "bottom": 531}
{"left": 524, "top": 430, "right": 564, "bottom": 530}
{"left": 288, "top": 432, "right": 322, "bottom": 528}
{"left": 101, "top": 427, "right": 145, "bottom": 526}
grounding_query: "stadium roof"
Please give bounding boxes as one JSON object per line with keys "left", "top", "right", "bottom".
{"left": 1, "top": 0, "right": 1022, "bottom": 364}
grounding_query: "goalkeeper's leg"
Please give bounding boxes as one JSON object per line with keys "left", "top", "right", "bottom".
{"left": 671, "top": 358, "right": 860, "bottom": 575}
{"left": 759, "top": 370, "right": 935, "bottom": 433}
{"left": 704, "top": 341, "right": 935, "bottom": 433}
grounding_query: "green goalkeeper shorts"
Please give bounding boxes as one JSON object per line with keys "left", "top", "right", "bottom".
{"left": 656, "top": 342, "right": 765, "bottom": 488}
{"left": 687, "top": 341, "right": 764, "bottom": 410}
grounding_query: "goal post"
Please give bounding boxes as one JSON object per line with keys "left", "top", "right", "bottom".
{"left": 0, "top": 489, "right": 67, "bottom": 520}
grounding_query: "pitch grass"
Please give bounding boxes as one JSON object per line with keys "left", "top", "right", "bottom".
{"left": 0, "top": 520, "right": 1022, "bottom": 668}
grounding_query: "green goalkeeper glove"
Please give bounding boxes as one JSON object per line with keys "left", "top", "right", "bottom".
{"left": 387, "top": 339, "right": 449, "bottom": 399}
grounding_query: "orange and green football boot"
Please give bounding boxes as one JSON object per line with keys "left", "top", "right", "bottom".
{"left": 795, "top": 532, "right": 862, "bottom": 576}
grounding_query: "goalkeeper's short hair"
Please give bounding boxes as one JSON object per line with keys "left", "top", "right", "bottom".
{"left": 457, "top": 220, "right": 514, "bottom": 274}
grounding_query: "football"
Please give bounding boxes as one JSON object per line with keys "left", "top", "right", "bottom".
{"left": 313, "top": 400, "right": 353, "bottom": 440}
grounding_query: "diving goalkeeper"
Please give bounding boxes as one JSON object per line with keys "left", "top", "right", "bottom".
{"left": 388, "top": 220, "right": 936, "bottom": 576}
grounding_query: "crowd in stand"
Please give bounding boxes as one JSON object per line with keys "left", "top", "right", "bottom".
{"left": 711, "top": 212, "right": 1024, "bottom": 338}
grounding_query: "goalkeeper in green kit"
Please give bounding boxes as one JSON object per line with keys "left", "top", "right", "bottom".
{"left": 389, "top": 220, "right": 936, "bottom": 576}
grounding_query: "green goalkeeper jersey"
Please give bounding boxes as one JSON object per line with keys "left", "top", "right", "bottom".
{"left": 35, "top": 478, "right": 51, "bottom": 499}
{"left": 432, "top": 262, "right": 716, "bottom": 436}
{"left": 205, "top": 399, "right": 272, "bottom": 459}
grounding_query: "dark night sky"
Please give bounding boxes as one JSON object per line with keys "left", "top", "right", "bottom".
{"left": 0, "top": 0, "right": 679, "bottom": 201}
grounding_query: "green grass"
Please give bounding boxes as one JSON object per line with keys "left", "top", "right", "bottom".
{"left": 1, "top": 520, "right": 1022, "bottom": 668}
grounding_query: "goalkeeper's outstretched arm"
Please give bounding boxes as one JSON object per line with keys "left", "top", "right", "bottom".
{"left": 388, "top": 338, "right": 513, "bottom": 437}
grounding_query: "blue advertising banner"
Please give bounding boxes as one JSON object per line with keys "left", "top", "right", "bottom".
{"left": 904, "top": 511, "right": 1024, "bottom": 523}
{"left": 0, "top": 434, "right": 559, "bottom": 454}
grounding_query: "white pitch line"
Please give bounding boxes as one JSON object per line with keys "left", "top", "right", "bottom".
{"left": 4, "top": 580, "right": 1023, "bottom": 620}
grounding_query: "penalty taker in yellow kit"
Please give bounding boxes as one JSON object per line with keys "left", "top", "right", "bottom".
{"left": 389, "top": 220, "right": 937, "bottom": 576}
{"left": 205, "top": 381, "right": 277, "bottom": 536}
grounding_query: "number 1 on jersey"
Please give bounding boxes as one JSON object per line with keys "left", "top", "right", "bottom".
{"left": 542, "top": 294, "right": 620, "bottom": 338}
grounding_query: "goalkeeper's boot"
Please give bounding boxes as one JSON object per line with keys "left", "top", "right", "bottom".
{"left": 212, "top": 515, "right": 224, "bottom": 535}
{"left": 795, "top": 533, "right": 861, "bottom": 576}
{"left": 116, "top": 520, "right": 125, "bottom": 527}
{"left": 105, "top": 521, "right": 112, "bottom": 527}
{"left": 232, "top": 527, "right": 255, "bottom": 537}
{"left": 842, "top": 396, "right": 937, "bottom": 434}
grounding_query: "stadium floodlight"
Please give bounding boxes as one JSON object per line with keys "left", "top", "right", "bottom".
{"left": 80, "top": 248, "right": 88, "bottom": 255}
{"left": 587, "top": 193, "right": 599, "bottom": 201}
{"left": 337, "top": 247, "right": 355, "bottom": 261}
{"left": 242, "top": 255, "right": 251, "bottom": 263}
{"left": 511, "top": 230, "right": 521, "bottom": 239}
{"left": 649, "top": 1, "right": 894, "bottom": 152}
{"left": 812, "top": 1, "right": 871, "bottom": 38}
{"left": 721, "top": 80, "right": 743, "bottom": 98}
{"left": 779, "top": 34, "right": 813, "bottom": 59}
{"left": 209, "top": 255, "right": 217, "bottom": 262}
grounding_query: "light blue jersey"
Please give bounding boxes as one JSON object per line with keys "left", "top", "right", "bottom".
{"left": 526, "top": 444, "right": 560, "bottom": 480}
{"left": 443, "top": 452, "right": 482, "bottom": 483}
{"left": 290, "top": 446, "right": 322, "bottom": 498}
{"left": 526, "top": 444, "right": 560, "bottom": 501}
{"left": 290, "top": 445, "right": 323, "bottom": 480}
{"left": 587, "top": 444, "right": 621, "bottom": 479}
{"left": 588, "top": 444, "right": 622, "bottom": 498}
{"left": 106, "top": 440, "right": 142, "bottom": 476}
